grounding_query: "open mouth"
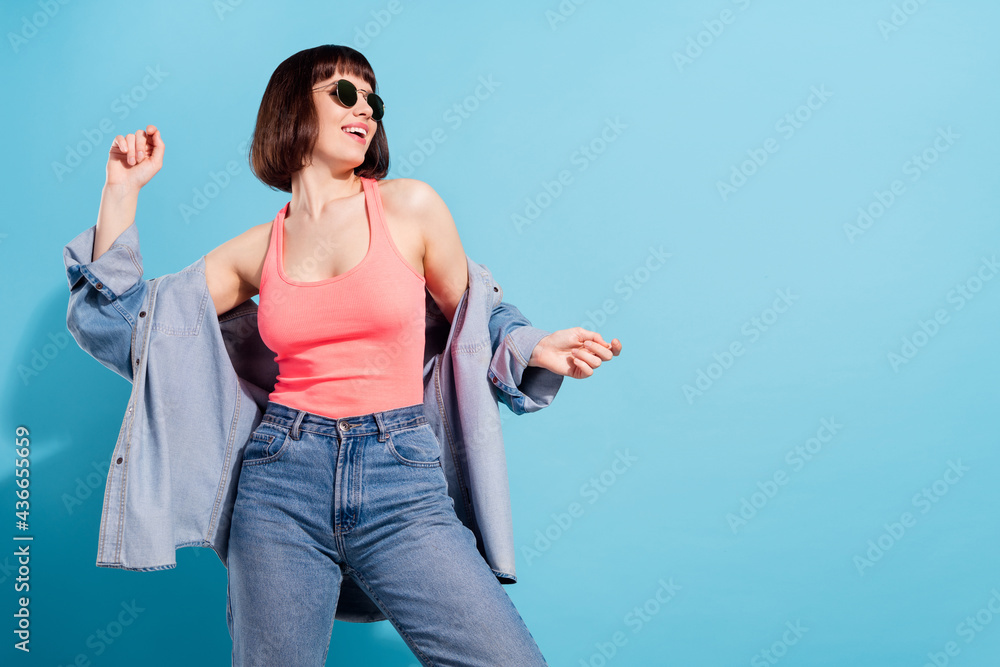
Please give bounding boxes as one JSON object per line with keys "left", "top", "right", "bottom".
{"left": 342, "top": 127, "right": 367, "bottom": 143}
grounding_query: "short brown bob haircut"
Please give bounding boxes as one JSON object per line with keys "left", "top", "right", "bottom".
{"left": 249, "top": 44, "right": 389, "bottom": 193}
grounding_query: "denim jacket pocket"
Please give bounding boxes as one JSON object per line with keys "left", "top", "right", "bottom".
{"left": 241, "top": 423, "right": 292, "bottom": 466}
{"left": 151, "top": 277, "right": 209, "bottom": 337}
{"left": 386, "top": 422, "right": 441, "bottom": 468}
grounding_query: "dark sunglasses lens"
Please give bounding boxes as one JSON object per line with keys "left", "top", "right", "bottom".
{"left": 369, "top": 94, "right": 385, "bottom": 120}
{"left": 335, "top": 79, "right": 357, "bottom": 107}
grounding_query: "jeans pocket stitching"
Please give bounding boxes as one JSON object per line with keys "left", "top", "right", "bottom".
{"left": 386, "top": 424, "right": 440, "bottom": 468}
{"left": 242, "top": 431, "right": 291, "bottom": 466}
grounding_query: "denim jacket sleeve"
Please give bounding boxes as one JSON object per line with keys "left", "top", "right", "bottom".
{"left": 63, "top": 221, "right": 146, "bottom": 382}
{"left": 487, "top": 300, "right": 564, "bottom": 415}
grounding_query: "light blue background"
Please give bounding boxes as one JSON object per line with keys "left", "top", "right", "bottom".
{"left": 2, "top": 1, "right": 998, "bottom": 665}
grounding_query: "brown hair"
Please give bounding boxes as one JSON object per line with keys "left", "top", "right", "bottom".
{"left": 249, "top": 45, "right": 389, "bottom": 192}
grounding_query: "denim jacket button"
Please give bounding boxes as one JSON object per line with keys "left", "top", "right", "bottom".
{"left": 95, "top": 282, "right": 103, "bottom": 290}
{"left": 116, "top": 457, "right": 123, "bottom": 464}
{"left": 491, "top": 376, "right": 499, "bottom": 385}
{"left": 139, "top": 311, "right": 146, "bottom": 317}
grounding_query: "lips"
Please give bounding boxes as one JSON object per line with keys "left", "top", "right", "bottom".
{"left": 342, "top": 124, "right": 368, "bottom": 144}
{"left": 342, "top": 129, "right": 366, "bottom": 144}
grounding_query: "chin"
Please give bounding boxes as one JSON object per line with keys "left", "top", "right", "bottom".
{"left": 311, "top": 150, "right": 367, "bottom": 172}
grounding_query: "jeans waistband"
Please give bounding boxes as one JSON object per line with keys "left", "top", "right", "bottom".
{"left": 261, "top": 400, "right": 428, "bottom": 441}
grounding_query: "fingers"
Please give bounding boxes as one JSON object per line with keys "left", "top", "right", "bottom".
{"left": 588, "top": 333, "right": 609, "bottom": 347}
{"left": 110, "top": 126, "right": 164, "bottom": 166}
{"left": 571, "top": 343, "right": 605, "bottom": 368}
{"left": 135, "top": 129, "right": 147, "bottom": 163}
{"left": 578, "top": 328, "right": 622, "bottom": 357}
{"left": 568, "top": 336, "right": 622, "bottom": 378}
{"left": 146, "top": 124, "right": 164, "bottom": 160}
{"left": 571, "top": 355, "right": 594, "bottom": 378}
{"left": 580, "top": 340, "right": 613, "bottom": 361}
{"left": 125, "top": 132, "right": 136, "bottom": 165}
{"left": 577, "top": 328, "right": 611, "bottom": 349}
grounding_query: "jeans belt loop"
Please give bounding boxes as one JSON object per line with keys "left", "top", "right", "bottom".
{"left": 374, "top": 411, "right": 389, "bottom": 442}
{"left": 289, "top": 410, "right": 305, "bottom": 440}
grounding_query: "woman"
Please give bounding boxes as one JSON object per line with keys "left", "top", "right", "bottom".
{"left": 95, "top": 44, "right": 621, "bottom": 666}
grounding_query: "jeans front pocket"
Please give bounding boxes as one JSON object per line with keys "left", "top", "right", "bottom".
{"left": 386, "top": 422, "right": 441, "bottom": 468}
{"left": 241, "top": 421, "right": 292, "bottom": 466}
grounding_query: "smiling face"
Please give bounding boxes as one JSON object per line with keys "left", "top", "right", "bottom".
{"left": 309, "top": 71, "right": 378, "bottom": 171}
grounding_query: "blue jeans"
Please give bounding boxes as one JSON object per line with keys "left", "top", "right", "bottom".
{"left": 226, "top": 400, "right": 548, "bottom": 666}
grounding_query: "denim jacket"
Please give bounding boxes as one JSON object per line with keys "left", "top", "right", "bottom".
{"left": 62, "top": 219, "right": 564, "bottom": 623}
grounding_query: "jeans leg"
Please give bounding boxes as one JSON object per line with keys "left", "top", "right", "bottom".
{"left": 227, "top": 422, "right": 344, "bottom": 666}
{"left": 344, "top": 424, "right": 548, "bottom": 666}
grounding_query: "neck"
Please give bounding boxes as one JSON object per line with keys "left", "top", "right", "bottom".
{"left": 289, "top": 162, "right": 364, "bottom": 222}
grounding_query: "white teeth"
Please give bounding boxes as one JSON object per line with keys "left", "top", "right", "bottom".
{"left": 343, "top": 126, "right": 367, "bottom": 137}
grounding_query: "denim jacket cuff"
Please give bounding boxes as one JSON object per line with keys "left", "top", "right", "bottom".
{"left": 488, "top": 325, "right": 564, "bottom": 414}
{"left": 63, "top": 222, "right": 143, "bottom": 301}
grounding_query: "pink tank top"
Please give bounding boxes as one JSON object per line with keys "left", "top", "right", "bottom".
{"left": 257, "top": 177, "right": 427, "bottom": 419}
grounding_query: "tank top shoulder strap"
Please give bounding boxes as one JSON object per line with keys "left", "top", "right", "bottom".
{"left": 361, "top": 177, "right": 390, "bottom": 251}
{"left": 361, "top": 177, "right": 425, "bottom": 283}
{"left": 260, "top": 201, "right": 290, "bottom": 292}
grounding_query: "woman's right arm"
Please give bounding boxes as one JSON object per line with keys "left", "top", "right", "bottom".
{"left": 93, "top": 125, "right": 165, "bottom": 261}
{"left": 95, "top": 122, "right": 256, "bottom": 317}
{"left": 205, "top": 226, "right": 265, "bottom": 316}
{"left": 93, "top": 185, "right": 139, "bottom": 262}
{"left": 61, "top": 125, "right": 164, "bottom": 380}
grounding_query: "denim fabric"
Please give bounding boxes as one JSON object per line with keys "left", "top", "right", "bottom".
{"left": 62, "top": 220, "right": 565, "bottom": 623}
{"left": 227, "top": 400, "right": 548, "bottom": 666}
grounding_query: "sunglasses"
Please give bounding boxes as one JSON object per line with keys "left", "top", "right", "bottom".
{"left": 313, "top": 79, "right": 385, "bottom": 121}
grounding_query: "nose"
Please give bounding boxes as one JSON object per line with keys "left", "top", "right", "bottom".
{"left": 354, "top": 94, "right": 373, "bottom": 118}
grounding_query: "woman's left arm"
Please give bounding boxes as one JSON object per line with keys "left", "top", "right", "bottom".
{"left": 406, "top": 180, "right": 468, "bottom": 325}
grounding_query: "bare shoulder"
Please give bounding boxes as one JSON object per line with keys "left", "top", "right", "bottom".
{"left": 377, "top": 178, "right": 449, "bottom": 218}
{"left": 232, "top": 220, "right": 273, "bottom": 284}
{"left": 379, "top": 178, "right": 467, "bottom": 321}
{"left": 204, "top": 220, "right": 274, "bottom": 314}
{"left": 206, "top": 220, "right": 272, "bottom": 272}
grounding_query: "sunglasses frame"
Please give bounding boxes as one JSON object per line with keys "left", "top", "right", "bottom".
{"left": 311, "top": 79, "right": 385, "bottom": 121}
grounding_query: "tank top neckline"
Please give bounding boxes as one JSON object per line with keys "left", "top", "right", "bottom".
{"left": 274, "top": 176, "right": 381, "bottom": 287}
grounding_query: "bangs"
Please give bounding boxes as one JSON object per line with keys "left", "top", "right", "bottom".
{"left": 312, "top": 56, "right": 376, "bottom": 93}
